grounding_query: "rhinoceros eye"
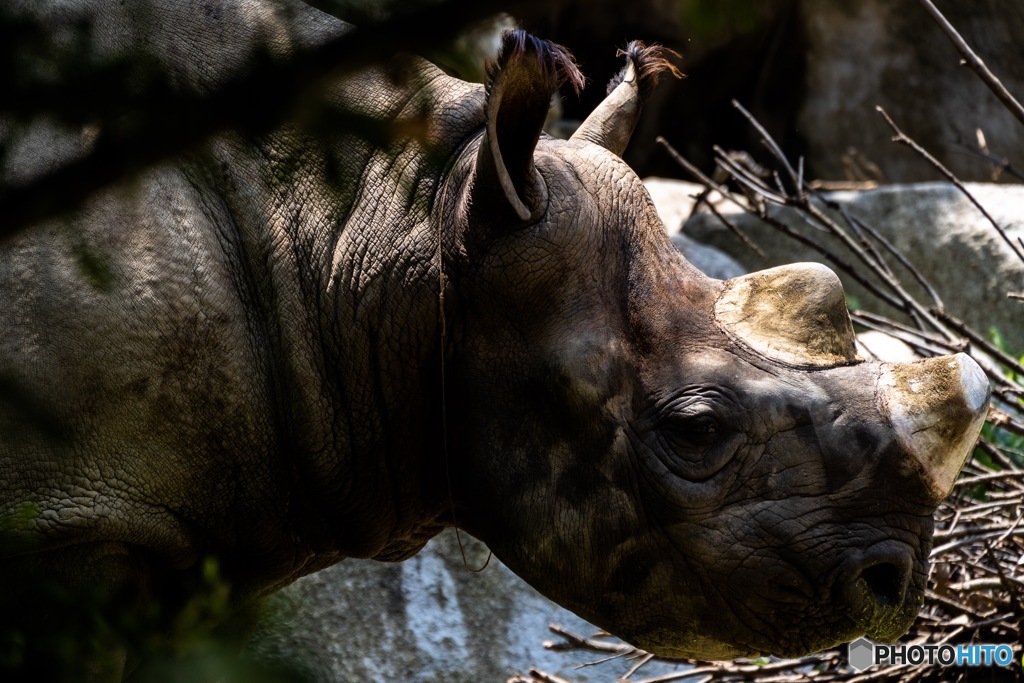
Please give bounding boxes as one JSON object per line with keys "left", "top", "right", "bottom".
{"left": 654, "top": 410, "right": 740, "bottom": 482}
{"left": 665, "top": 414, "right": 721, "bottom": 447}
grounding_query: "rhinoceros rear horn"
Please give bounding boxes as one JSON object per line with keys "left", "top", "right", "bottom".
{"left": 715, "top": 262, "right": 860, "bottom": 368}
{"left": 473, "top": 30, "right": 583, "bottom": 222}
{"left": 570, "top": 42, "right": 682, "bottom": 157}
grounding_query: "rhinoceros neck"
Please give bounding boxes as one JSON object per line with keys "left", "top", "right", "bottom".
{"left": 199, "top": 60, "right": 484, "bottom": 564}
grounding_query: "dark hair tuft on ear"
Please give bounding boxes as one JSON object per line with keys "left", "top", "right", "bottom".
{"left": 486, "top": 29, "right": 585, "bottom": 98}
{"left": 606, "top": 41, "right": 683, "bottom": 101}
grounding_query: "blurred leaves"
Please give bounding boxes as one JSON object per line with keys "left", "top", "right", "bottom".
{"left": 0, "top": 0, "right": 514, "bottom": 241}
{"left": 675, "top": 0, "right": 784, "bottom": 40}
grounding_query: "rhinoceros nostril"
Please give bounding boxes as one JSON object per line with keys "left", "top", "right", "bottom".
{"left": 836, "top": 545, "right": 920, "bottom": 640}
{"left": 860, "top": 562, "right": 904, "bottom": 606}
{"left": 839, "top": 545, "right": 914, "bottom": 618}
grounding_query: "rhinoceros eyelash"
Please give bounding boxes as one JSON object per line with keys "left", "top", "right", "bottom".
{"left": 682, "top": 415, "right": 718, "bottom": 433}
{"left": 655, "top": 421, "right": 743, "bottom": 479}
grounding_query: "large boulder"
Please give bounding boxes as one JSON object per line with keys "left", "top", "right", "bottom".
{"left": 246, "top": 529, "right": 682, "bottom": 682}
{"left": 797, "top": 0, "right": 1024, "bottom": 183}
{"left": 681, "top": 180, "right": 1024, "bottom": 351}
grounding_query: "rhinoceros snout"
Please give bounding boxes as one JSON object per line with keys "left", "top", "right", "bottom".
{"left": 878, "top": 352, "right": 990, "bottom": 503}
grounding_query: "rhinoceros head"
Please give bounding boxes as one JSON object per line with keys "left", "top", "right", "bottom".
{"left": 443, "top": 32, "right": 989, "bottom": 658}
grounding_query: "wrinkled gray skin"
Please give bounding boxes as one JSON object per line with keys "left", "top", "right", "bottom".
{"left": 0, "top": 1, "right": 989, "bottom": 679}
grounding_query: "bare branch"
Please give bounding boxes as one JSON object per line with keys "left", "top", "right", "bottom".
{"left": 877, "top": 106, "right": 1024, "bottom": 264}
{"left": 916, "top": 0, "right": 1024, "bottom": 128}
{"left": 931, "top": 309, "right": 1024, "bottom": 378}
{"left": 658, "top": 136, "right": 911, "bottom": 312}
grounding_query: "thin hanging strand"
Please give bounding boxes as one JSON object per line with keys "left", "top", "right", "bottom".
{"left": 436, "top": 137, "right": 492, "bottom": 573}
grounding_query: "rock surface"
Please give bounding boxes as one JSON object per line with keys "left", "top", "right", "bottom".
{"left": 796, "top": 0, "right": 1024, "bottom": 183}
{"left": 643, "top": 177, "right": 746, "bottom": 279}
{"left": 535, "top": 1, "right": 1024, "bottom": 183}
{"left": 246, "top": 529, "right": 685, "bottom": 682}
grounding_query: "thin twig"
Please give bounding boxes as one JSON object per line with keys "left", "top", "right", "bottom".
{"left": 972, "top": 439, "right": 1018, "bottom": 473}
{"left": 850, "top": 310, "right": 961, "bottom": 352}
{"left": 527, "top": 668, "right": 573, "bottom": 683}
{"left": 916, "top": 0, "right": 1024, "bottom": 128}
{"left": 952, "top": 143, "right": 1024, "bottom": 182}
{"left": 850, "top": 313, "right": 958, "bottom": 358}
{"left": 618, "top": 653, "right": 655, "bottom": 680}
{"left": 834, "top": 207, "right": 944, "bottom": 309}
{"left": 545, "top": 625, "right": 635, "bottom": 655}
{"left": 706, "top": 203, "right": 768, "bottom": 261}
{"left": 931, "top": 309, "right": 1024, "bottom": 378}
{"left": 731, "top": 100, "right": 801, "bottom": 194}
{"left": 877, "top": 106, "right": 1024, "bottom": 264}
{"left": 954, "top": 470, "right": 1024, "bottom": 490}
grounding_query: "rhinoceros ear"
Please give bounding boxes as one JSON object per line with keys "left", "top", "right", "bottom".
{"left": 472, "top": 30, "right": 583, "bottom": 222}
{"left": 570, "top": 41, "right": 681, "bottom": 157}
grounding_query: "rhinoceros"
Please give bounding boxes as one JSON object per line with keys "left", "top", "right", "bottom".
{"left": 0, "top": 1, "right": 990, "bottom": 680}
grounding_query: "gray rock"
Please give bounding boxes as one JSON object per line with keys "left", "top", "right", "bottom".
{"left": 642, "top": 177, "right": 703, "bottom": 232}
{"left": 683, "top": 181, "right": 1024, "bottom": 351}
{"left": 246, "top": 529, "right": 685, "bottom": 682}
{"left": 856, "top": 331, "right": 918, "bottom": 363}
{"left": 643, "top": 177, "right": 747, "bottom": 280}
{"left": 670, "top": 233, "right": 747, "bottom": 280}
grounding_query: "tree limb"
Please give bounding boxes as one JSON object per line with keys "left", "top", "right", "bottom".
{"left": 916, "top": 0, "right": 1024, "bottom": 129}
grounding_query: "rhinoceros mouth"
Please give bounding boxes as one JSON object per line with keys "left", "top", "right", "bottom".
{"left": 734, "top": 596, "right": 921, "bottom": 659}
{"left": 844, "top": 575, "right": 925, "bottom": 644}
{"left": 707, "top": 541, "right": 927, "bottom": 658}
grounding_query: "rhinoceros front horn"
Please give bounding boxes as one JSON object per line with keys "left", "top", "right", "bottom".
{"left": 879, "top": 354, "right": 989, "bottom": 502}
{"left": 715, "top": 262, "right": 859, "bottom": 368}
